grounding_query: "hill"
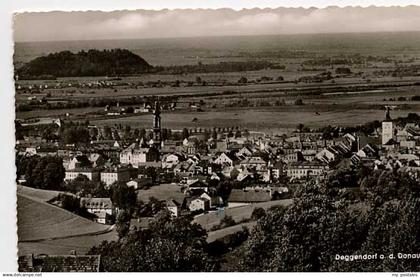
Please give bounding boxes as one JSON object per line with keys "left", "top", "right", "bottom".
{"left": 16, "top": 48, "right": 152, "bottom": 79}
{"left": 17, "top": 194, "right": 111, "bottom": 242}
{"left": 17, "top": 185, "right": 72, "bottom": 202}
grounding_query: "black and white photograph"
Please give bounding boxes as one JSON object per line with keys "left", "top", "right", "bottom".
{"left": 5, "top": 1, "right": 420, "bottom": 273}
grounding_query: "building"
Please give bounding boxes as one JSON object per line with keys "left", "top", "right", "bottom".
{"left": 65, "top": 168, "right": 100, "bottom": 182}
{"left": 382, "top": 107, "right": 396, "bottom": 145}
{"left": 100, "top": 167, "right": 131, "bottom": 187}
{"left": 18, "top": 254, "right": 101, "bottom": 272}
{"left": 188, "top": 197, "right": 210, "bottom": 212}
{"left": 166, "top": 198, "right": 181, "bottom": 217}
{"left": 126, "top": 177, "right": 153, "bottom": 190}
{"left": 80, "top": 197, "right": 114, "bottom": 224}
{"left": 152, "top": 101, "right": 162, "bottom": 149}
{"left": 286, "top": 162, "right": 329, "bottom": 179}
{"left": 120, "top": 143, "right": 159, "bottom": 167}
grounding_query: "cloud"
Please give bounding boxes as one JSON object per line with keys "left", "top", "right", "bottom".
{"left": 13, "top": 6, "right": 420, "bottom": 42}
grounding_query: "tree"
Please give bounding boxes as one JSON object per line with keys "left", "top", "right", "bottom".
{"left": 103, "top": 125, "right": 112, "bottom": 140}
{"left": 16, "top": 155, "right": 65, "bottom": 190}
{"left": 237, "top": 169, "right": 420, "bottom": 272}
{"left": 294, "top": 98, "right": 304, "bottom": 105}
{"left": 182, "top": 128, "right": 190, "bottom": 139}
{"left": 238, "top": 76, "right": 248, "bottom": 84}
{"left": 61, "top": 127, "right": 90, "bottom": 144}
{"left": 145, "top": 167, "right": 158, "bottom": 184}
{"left": 110, "top": 182, "right": 137, "bottom": 211}
{"left": 297, "top": 123, "right": 305, "bottom": 133}
{"left": 88, "top": 211, "right": 218, "bottom": 271}
{"left": 116, "top": 209, "right": 131, "bottom": 239}
{"left": 251, "top": 207, "right": 266, "bottom": 220}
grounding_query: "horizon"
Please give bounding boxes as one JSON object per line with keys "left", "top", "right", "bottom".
{"left": 14, "top": 30, "right": 420, "bottom": 44}
{"left": 13, "top": 6, "right": 420, "bottom": 42}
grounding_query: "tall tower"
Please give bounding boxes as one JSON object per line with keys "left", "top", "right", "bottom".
{"left": 382, "top": 106, "right": 395, "bottom": 145}
{"left": 153, "top": 100, "right": 162, "bottom": 148}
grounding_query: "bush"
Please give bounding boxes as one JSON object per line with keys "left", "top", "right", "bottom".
{"left": 251, "top": 207, "right": 266, "bottom": 220}
{"left": 294, "top": 98, "right": 304, "bottom": 105}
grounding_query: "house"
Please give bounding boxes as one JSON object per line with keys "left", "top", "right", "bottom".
{"left": 174, "top": 160, "right": 196, "bottom": 176}
{"left": 65, "top": 168, "right": 100, "bottom": 182}
{"left": 236, "top": 146, "right": 253, "bottom": 159}
{"left": 100, "top": 166, "right": 131, "bottom": 187}
{"left": 240, "top": 156, "right": 267, "bottom": 171}
{"left": 120, "top": 143, "right": 159, "bottom": 167}
{"left": 188, "top": 197, "right": 210, "bottom": 212}
{"left": 18, "top": 254, "right": 101, "bottom": 272}
{"left": 286, "top": 161, "right": 329, "bottom": 179}
{"left": 126, "top": 177, "right": 153, "bottom": 190}
{"left": 186, "top": 179, "right": 208, "bottom": 193}
{"left": 166, "top": 198, "right": 181, "bottom": 217}
{"left": 214, "top": 152, "right": 236, "bottom": 167}
{"left": 89, "top": 153, "right": 106, "bottom": 168}
{"left": 67, "top": 155, "right": 92, "bottom": 170}
{"left": 80, "top": 197, "right": 114, "bottom": 224}
{"left": 236, "top": 167, "right": 254, "bottom": 182}
{"left": 162, "top": 153, "right": 184, "bottom": 169}
{"left": 200, "top": 192, "right": 223, "bottom": 208}
{"left": 182, "top": 138, "right": 197, "bottom": 154}
{"left": 316, "top": 147, "right": 339, "bottom": 164}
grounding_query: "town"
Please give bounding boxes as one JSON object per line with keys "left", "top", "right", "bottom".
{"left": 12, "top": 9, "right": 420, "bottom": 271}
{"left": 16, "top": 92, "right": 420, "bottom": 260}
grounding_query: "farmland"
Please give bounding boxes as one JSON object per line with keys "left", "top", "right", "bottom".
{"left": 92, "top": 107, "right": 419, "bottom": 134}
{"left": 14, "top": 32, "right": 420, "bottom": 132}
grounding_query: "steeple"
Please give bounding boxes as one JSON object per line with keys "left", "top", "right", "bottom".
{"left": 153, "top": 100, "right": 161, "bottom": 148}
{"left": 385, "top": 106, "right": 392, "bottom": 121}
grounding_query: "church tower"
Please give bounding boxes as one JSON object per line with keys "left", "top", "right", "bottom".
{"left": 153, "top": 100, "right": 162, "bottom": 148}
{"left": 382, "top": 106, "right": 395, "bottom": 145}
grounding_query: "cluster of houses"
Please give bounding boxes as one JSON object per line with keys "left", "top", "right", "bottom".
{"left": 16, "top": 104, "right": 420, "bottom": 224}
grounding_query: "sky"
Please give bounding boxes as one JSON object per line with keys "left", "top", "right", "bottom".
{"left": 12, "top": 5, "right": 420, "bottom": 42}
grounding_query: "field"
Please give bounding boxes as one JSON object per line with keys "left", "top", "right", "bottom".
{"left": 193, "top": 199, "right": 292, "bottom": 230}
{"left": 17, "top": 185, "right": 118, "bottom": 256}
{"left": 17, "top": 185, "right": 68, "bottom": 202}
{"left": 137, "top": 183, "right": 185, "bottom": 204}
{"left": 207, "top": 221, "right": 256, "bottom": 243}
{"left": 14, "top": 33, "right": 420, "bottom": 133}
{"left": 18, "top": 231, "right": 117, "bottom": 256}
{"left": 17, "top": 195, "right": 112, "bottom": 242}
{"left": 91, "top": 107, "right": 419, "bottom": 134}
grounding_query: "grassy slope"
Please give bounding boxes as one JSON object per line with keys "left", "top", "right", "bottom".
{"left": 194, "top": 199, "right": 292, "bottom": 231}
{"left": 16, "top": 185, "right": 72, "bottom": 202}
{"left": 17, "top": 194, "right": 111, "bottom": 242}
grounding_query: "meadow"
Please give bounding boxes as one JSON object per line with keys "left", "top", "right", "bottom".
{"left": 17, "top": 194, "right": 112, "bottom": 242}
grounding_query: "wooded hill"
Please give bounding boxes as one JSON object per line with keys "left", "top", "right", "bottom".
{"left": 16, "top": 49, "right": 152, "bottom": 79}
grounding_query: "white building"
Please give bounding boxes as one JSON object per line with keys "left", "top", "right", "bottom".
{"left": 80, "top": 197, "right": 114, "bottom": 224}
{"left": 382, "top": 121, "right": 395, "bottom": 145}
{"left": 120, "top": 143, "right": 159, "bottom": 167}
{"left": 65, "top": 168, "right": 99, "bottom": 182}
{"left": 188, "top": 197, "right": 210, "bottom": 212}
{"left": 100, "top": 167, "right": 131, "bottom": 187}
